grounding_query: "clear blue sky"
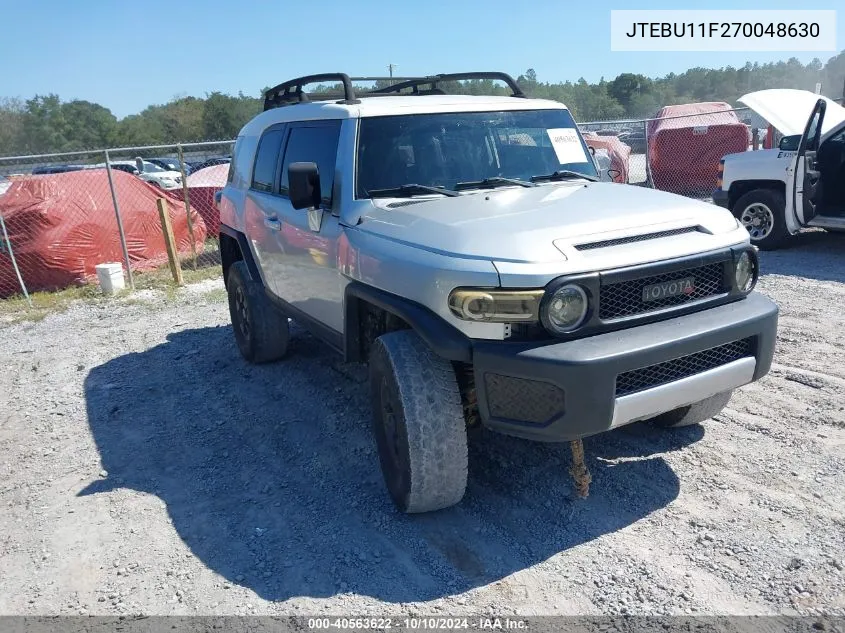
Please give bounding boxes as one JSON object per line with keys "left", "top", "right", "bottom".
{"left": 2, "top": 0, "right": 842, "bottom": 118}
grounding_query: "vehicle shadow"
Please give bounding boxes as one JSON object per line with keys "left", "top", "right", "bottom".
{"left": 80, "top": 325, "right": 695, "bottom": 603}
{"left": 759, "top": 230, "right": 845, "bottom": 283}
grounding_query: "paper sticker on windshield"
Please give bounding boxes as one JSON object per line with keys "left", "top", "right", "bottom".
{"left": 547, "top": 128, "right": 588, "bottom": 164}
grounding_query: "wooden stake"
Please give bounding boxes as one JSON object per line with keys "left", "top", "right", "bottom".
{"left": 157, "top": 198, "right": 183, "bottom": 286}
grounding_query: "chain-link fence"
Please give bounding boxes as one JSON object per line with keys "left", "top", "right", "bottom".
{"left": 0, "top": 101, "right": 818, "bottom": 301}
{"left": 0, "top": 140, "right": 233, "bottom": 301}
{"left": 579, "top": 104, "right": 779, "bottom": 199}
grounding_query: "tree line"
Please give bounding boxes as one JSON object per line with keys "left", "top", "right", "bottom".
{"left": 1, "top": 52, "right": 843, "bottom": 157}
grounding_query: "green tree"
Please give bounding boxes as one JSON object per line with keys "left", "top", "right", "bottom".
{"left": 608, "top": 73, "right": 652, "bottom": 111}
{"left": 21, "top": 94, "right": 68, "bottom": 153}
{"left": 60, "top": 100, "right": 118, "bottom": 149}
{"left": 0, "top": 97, "right": 26, "bottom": 155}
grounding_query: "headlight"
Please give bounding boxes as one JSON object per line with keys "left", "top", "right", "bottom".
{"left": 448, "top": 288, "right": 543, "bottom": 322}
{"left": 735, "top": 249, "right": 758, "bottom": 292}
{"left": 542, "top": 284, "right": 588, "bottom": 333}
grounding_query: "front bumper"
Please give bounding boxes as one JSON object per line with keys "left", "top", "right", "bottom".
{"left": 471, "top": 292, "right": 778, "bottom": 442}
{"left": 712, "top": 189, "right": 730, "bottom": 209}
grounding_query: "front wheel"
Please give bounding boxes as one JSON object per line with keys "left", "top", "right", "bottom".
{"left": 732, "top": 189, "right": 790, "bottom": 250}
{"left": 369, "top": 330, "right": 468, "bottom": 513}
{"left": 649, "top": 390, "right": 733, "bottom": 429}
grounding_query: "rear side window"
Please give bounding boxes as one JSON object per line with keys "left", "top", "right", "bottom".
{"left": 227, "top": 138, "right": 240, "bottom": 183}
{"left": 251, "top": 129, "right": 284, "bottom": 192}
{"left": 280, "top": 122, "right": 341, "bottom": 203}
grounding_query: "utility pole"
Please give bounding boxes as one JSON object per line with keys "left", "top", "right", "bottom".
{"left": 388, "top": 63, "right": 396, "bottom": 78}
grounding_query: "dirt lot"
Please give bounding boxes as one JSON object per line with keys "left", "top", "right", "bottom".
{"left": 1, "top": 231, "right": 843, "bottom": 617}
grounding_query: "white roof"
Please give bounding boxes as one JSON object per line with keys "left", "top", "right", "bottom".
{"left": 241, "top": 94, "right": 569, "bottom": 136}
{"left": 738, "top": 89, "right": 845, "bottom": 137}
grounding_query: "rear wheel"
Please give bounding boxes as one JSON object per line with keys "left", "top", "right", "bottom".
{"left": 369, "top": 330, "right": 468, "bottom": 513}
{"left": 732, "top": 189, "right": 790, "bottom": 250}
{"left": 226, "top": 261, "right": 289, "bottom": 364}
{"left": 649, "top": 390, "right": 733, "bottom": 429}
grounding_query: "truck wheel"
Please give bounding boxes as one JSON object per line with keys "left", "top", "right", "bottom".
{"left": 369, "top": 330, "right": 468, "bottom": 513}
{"left": 226, "top": 261, "right": 289, "bottom": 364}
{"left": 649, "top": 390, "right": 733, "bottom": 429}
{"left": 732, "top": 189, "right": 790, "bottom": 250}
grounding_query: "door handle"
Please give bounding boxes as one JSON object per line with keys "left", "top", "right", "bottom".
{"left": 264, "top": 216, "right": 281, "bottom": 230}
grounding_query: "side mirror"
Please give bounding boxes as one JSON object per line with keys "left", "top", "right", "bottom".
{"left": 607, "top": 168, "right": 621, "bottom": 182}
{"left": 779, "top": 135, "right": 800, "bottom": 151}
{"left": 288, "top": 162, "right": 321, "bottom": 210}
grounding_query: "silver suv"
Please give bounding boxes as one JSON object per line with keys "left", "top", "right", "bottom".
{"left": 217, "top": 72, "right": 779, "bottom": 514}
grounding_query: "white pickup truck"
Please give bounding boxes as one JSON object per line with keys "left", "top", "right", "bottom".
{"left": 714, "top": 89, "right": 845, "bottom": 249}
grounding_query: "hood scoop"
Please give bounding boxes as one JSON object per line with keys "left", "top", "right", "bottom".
{"left": 385, "top": 200, "right": 427, "bottom": 209}
{"left": 573, "top": 226, "right": 702, "bottom": 251}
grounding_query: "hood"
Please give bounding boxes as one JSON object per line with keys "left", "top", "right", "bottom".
{"left": 738, "top": 89, "right": 845, "bottom": 137}
{"left": 146, "top": 171, "right": 181, "bottom": 180}
{"left": 359, "top": 182, "right": 740, "bottom": 264}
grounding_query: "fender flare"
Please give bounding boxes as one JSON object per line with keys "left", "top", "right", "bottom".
{"left": 219, "top": 224, "right": 262, "bottom": 282}
{"left": 344, "top": 281, "right": 472, "bottom": 363}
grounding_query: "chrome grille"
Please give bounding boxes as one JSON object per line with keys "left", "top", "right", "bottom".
{"left": 600, "top": 261, "right": 728, "bottom": 320}
{"left": 615, "top": 338, "right": 753, "bottom": 397}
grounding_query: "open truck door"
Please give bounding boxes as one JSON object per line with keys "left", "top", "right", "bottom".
{"left": 789, "top": 99, "right": 826, "bottom": 226}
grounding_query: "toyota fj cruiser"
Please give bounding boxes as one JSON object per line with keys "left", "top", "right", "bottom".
{"left": 217, "top": 72, "right": 778, "bottom": 513}
{"left": 714, "top": 89, "right": 845, "bottom": 249}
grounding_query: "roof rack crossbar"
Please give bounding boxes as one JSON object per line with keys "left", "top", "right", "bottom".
{"left": 370, "top": 72, "right": 525, "bottom": 98}
{"left": 263, "top": 73, "right": 360, "bottom": 111}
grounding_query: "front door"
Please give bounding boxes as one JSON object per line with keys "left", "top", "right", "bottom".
{"left": 790, "top": 99, "right": 826, "bottom": 226}
{"left": 268, "top": 120, "right": 344, "bottom": 335}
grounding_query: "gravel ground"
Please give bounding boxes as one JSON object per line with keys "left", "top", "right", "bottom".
{"left": 1, "top": 231, "right": 844, "bottom": 618}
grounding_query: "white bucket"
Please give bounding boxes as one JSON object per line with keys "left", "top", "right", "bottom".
{"left": 95, "top": 262, "right": 125, "bottom": 294}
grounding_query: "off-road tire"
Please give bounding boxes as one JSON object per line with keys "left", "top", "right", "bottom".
{"left": 649, "top": 390, "right": 733, "bottom": 429}
{"left": 732, "top": 189, "right": 790, "bottom": 251}
{"left": 226, "top": 261, "right": 289, "bottom": 364}
{"left": 369, "top": 330, "right": 468, "bottom": 513}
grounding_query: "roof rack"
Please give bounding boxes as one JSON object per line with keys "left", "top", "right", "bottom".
{"left": 370, "top": 72, "right": 525, "bottom": 98}
{"left": 263, "top": 73, "right": 361, "bottom": 111}
{"left": 262, "top": 71, "right": 526, "bottom": 111}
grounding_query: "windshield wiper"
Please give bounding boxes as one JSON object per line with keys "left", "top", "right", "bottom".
{"left": 530, "top": 170, "right": 598, "bottom": 183}
{"left": 454, "top": 177, "right": 536, "bottom": 190}
{"left": 367, "top": 183, "right": 459, "bottom": 198}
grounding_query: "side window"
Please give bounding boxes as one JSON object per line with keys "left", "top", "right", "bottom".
{"left": 280, "top": 122, "right": 341, "bottom": 203}
{"left": 251, "top": 128, "right": 284, "bottom": 192}
{"left": 227, "top": 138, "right": 240, "bottom": 183}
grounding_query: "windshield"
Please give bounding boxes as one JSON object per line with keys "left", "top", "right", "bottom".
{"left": 142, "top": 161, "right": 166, "bottom": 173}
{"left": 355, "top": 109, "right": 597, "bottom": 198}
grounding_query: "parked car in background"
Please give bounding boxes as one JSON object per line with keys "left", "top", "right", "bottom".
{"left": 147, "top": 157, "right": 192, "bottom": 175}
{"left": 617, "top": 128, "right": 647, "bottom": 154}
{"left": 31, "top": 164, "right": 87, "bottom": 175}
{"left": 191, "top": 156, "right": 231, "bottom": 172}
{"left": 0, "top": 175, "right": 10, "bottom": 197}
{"left": 97, "top": 159, "right": 182, "bottom": 190}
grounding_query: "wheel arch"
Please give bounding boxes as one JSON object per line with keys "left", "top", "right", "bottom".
{"left": 344, "top": 281, "right": 472, "bottom": 364}
{"left": 727, "top": 180, "right": 785, "bottom": 212}
{"left": 219, "top": 224, "right": 260, "bottom": 286}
